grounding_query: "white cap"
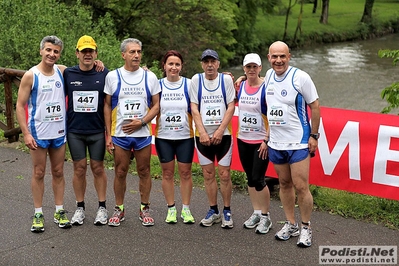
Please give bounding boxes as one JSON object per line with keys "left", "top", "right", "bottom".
{"left": 243, "top": 53, "right": 261, "bottom": 66}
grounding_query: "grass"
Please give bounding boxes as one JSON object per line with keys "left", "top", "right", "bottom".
{"left": 256, "top": 0, "right": 399, "bottom": 51}
{"left": 310, "top": 186, "right": 399, "bottom": 229}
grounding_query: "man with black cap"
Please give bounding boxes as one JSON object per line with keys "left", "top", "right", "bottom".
{"left": 189, "top": 49, "right": 236, "bottom": 229}
{"left": 64, "top": 35, "right": 109, "bottom": 226}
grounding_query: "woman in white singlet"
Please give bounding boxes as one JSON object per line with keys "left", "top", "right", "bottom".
{"left": 154, "top": 50, "right": 195, "bottom": 224}
{"left": 236, "top": 53, "right": 272, "bottom": 234}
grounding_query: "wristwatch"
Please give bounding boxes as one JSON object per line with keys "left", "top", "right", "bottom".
{"left": 310, "top": 133, "right": 320, "bottom": 140}
{"left": 141, "top": 118, "right": 146, "bottom": 127}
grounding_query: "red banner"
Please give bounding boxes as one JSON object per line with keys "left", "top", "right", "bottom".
{"left": 151, "top": 106, "right": 399, "bottom": 201}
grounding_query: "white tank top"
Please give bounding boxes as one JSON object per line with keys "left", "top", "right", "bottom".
{"left": 104, "top": 67, "right": 161, "bottom": 137}
{"left": 27, "top": 65, "right": 66, "bottom": 140}
{"left": 237, "top": 81, "right": 268, "bottom": 141}
{"left": 265, "top": 66, "right": 318, "bottom": 150}
{"left": 155, "top": 77, "right": 194, "bottom": 139}
{"left": 190, "top": 73, "right": 235, "bottom": 137}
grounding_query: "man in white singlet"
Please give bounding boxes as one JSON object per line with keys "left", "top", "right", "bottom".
{"left": 104, "top": 38, "right": 160, "bottom": 227}
{"left": 264, "top": 41, "right": 320, "bottom": 248}
{"left": 16, "top": 35, "right": 71, "bottom": 232}
{"left": 190, "top": 49, "right": 236, "bottom": 229}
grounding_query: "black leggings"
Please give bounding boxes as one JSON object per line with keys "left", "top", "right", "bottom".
{"left": 237, "top": 139, "right": 269, "bottom": 191}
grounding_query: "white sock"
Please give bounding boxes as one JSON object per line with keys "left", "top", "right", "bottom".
{"left": 35, "top": 207, "right": 43, "bottom": 214}
{"left": 55, "top": 205, "right": 64, "bottom": 212}
{"left": 182, "top": 204, "right": 190, "bottom": 210}
{"left": 254, "top": 210, "right": 261, "bottom": 215}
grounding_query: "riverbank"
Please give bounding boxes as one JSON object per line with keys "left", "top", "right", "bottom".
{"left": 253, "top": 0, "right": 399, "bottom": 54}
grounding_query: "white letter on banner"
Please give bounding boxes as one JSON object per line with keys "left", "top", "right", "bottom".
{"left": 373, "top": 125, "right": 399, "bottom": 187}
{"left": 318, "top": 119, "right": 361, "bottom": 180}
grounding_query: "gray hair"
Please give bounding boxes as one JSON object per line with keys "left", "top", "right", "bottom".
{"left": 120, "top": 38, "right": 142, "bottom": 53}
{"left": 40, "top": 35, "right": 63, "bottom": 52}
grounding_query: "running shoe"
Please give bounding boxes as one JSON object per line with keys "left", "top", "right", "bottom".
{"left": 94, "top": 207, "right": 108, "bottom": 225}
{"left": 221, "top": 210, "right": 233, "bottom": 229}
{"left": 297, "top": 225, "right": 312, "bottom": 247}
{"left": 181, "top": 207, "right": 195, "bottom": 224}
{"left": 275, "top": 221, "right": 299, "bottom": 240}
{"left": 165, "top": 206, "right": 177, "bottom": 224}
{"left": 139, "top": 205, "right": 155, "bottom": 226}
{"left": 108, "top": 206, "right": 125, "bottom": 227}
{"left": 243, "top": 213, "right": 261, "bottom": 229}
{"left": 255, "top": 214, "right": 272, "bottom": 234}
{"left": 53, "top": 209, "right": 72, "bottom": 228}
{"left": 71, "top": 207, "right": 85, "bottom": 225}
{"left": 31, "top": 213, "right": 44, "bottom": 233}
{"left": 200, "top": 209, "right": 221, "bottom": 227}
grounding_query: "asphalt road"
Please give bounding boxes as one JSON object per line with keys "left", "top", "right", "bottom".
{"left": 0, "top": 145, "right": 398, "bottom": 266}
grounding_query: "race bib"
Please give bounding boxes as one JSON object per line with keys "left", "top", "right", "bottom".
{"left": 41, "top": 101, "right": 64, "bottom": 122}
{"left": 239, "top": 111, "right": 261, "bottom": 132}
{"left": 72, "top": 91, "right": 98, "bottom": 112}
{"left": 162, "top": 110, "right": 185, "bottom": 131}
{"left": 202, "top": 105, "right": 224, "bottom": 125}
{"left": 121, "top": 98, "right": 145, "bottom": 119}
{"left": 268, "top": 104, "right": 288, "bottom": 126}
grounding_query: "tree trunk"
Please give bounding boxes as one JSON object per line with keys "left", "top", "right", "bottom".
{"left": 312, "top": 0, "right": 318, "bottom": 14}
{"left": 319, "top": 0, "right": 329, "bottom": 24}
{"left": 360, "top": 0, "right": 375, "bottom": 24}
{"left": 293, "top": 1, "right": 304, "bottom": 45}
{"left": 283, "top": 0, "right": 297, "bottom": 41}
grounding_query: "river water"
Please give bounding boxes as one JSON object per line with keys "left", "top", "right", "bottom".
{"left": 226, "top": 33, "right": 399, "bottom": 114}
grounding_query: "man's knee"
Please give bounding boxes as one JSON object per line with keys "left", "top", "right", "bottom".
{"left": 295, "top": 183, "right": 311, "bottom": 196}
{"left": 137, "top": 163, "right": 150, "bottom": 178}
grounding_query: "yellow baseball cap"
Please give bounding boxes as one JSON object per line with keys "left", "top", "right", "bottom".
{"left": 76, "top": 35, "right": 97, "bottom": 51}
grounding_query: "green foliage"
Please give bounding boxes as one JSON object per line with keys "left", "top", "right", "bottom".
{"left": 0, "top": 0, "right": 121, "bottom": 71}
{"left": 379, "top": 49, "right": 399, "bottom": 114}
{"left": 75, "top": 0, "right": 238, "bottom": 77}
{"left": 133, "top": 0, "right": 238, "bottom": 77}
{"left": 228, "top": 0, "right": 282, "bottom": 64}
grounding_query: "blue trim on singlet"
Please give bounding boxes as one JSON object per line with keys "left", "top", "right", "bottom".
{"left": 29, "top": 66, "right": 65, "bottom": 139}
{"left": 236, "top": 81, "right": 244, "bottom": 101}
{"left": 183, "top": 78, "right": 191, "bottom": 114}
{"left": 266, "top": 67, "right": 310, "bottom": 144}
{"left": 159, "top": 77, "right": 191, "bottom": 114}
{"left": 113, "top": 69, "right": 151, "bottom": 109}
{"left": 237, "top": 81, "right": 267, "bottom": 116}
{"left": 197, "top": 73, "right": 227, "bottom": 112}
{"left": 260, "top": 83, "right": 267, "bottom": 116}
{"left": 111, "top": 69, "right": 122, "bottom": 110}
{"left": 30, "top": 74, "right": 39, "bottom": 139}
{"left": 272, "top": 66, "right": 294, "bottom": 82}
{"left": 55, "top": 67, "right": 64, "bottom": 92}
{"left": 144, "top": 71, "right": 151, "bottom": 107}
{"left": 290, "top": 68, "right": 310, "bottom": 144}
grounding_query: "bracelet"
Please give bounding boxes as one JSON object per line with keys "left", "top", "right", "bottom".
{"left": 263, "top": 139, "right": 268, "bottom": 144}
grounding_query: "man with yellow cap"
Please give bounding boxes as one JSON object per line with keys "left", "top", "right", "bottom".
{"left": 64, "top": 35, "right": 110, "bottom": 226}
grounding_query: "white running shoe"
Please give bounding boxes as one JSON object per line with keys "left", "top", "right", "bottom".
{"left": 71, "top": 207, "right": 85, "bottom": 225}
{"left": 94, "top": 207, "right": 108, "bottom": 225}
